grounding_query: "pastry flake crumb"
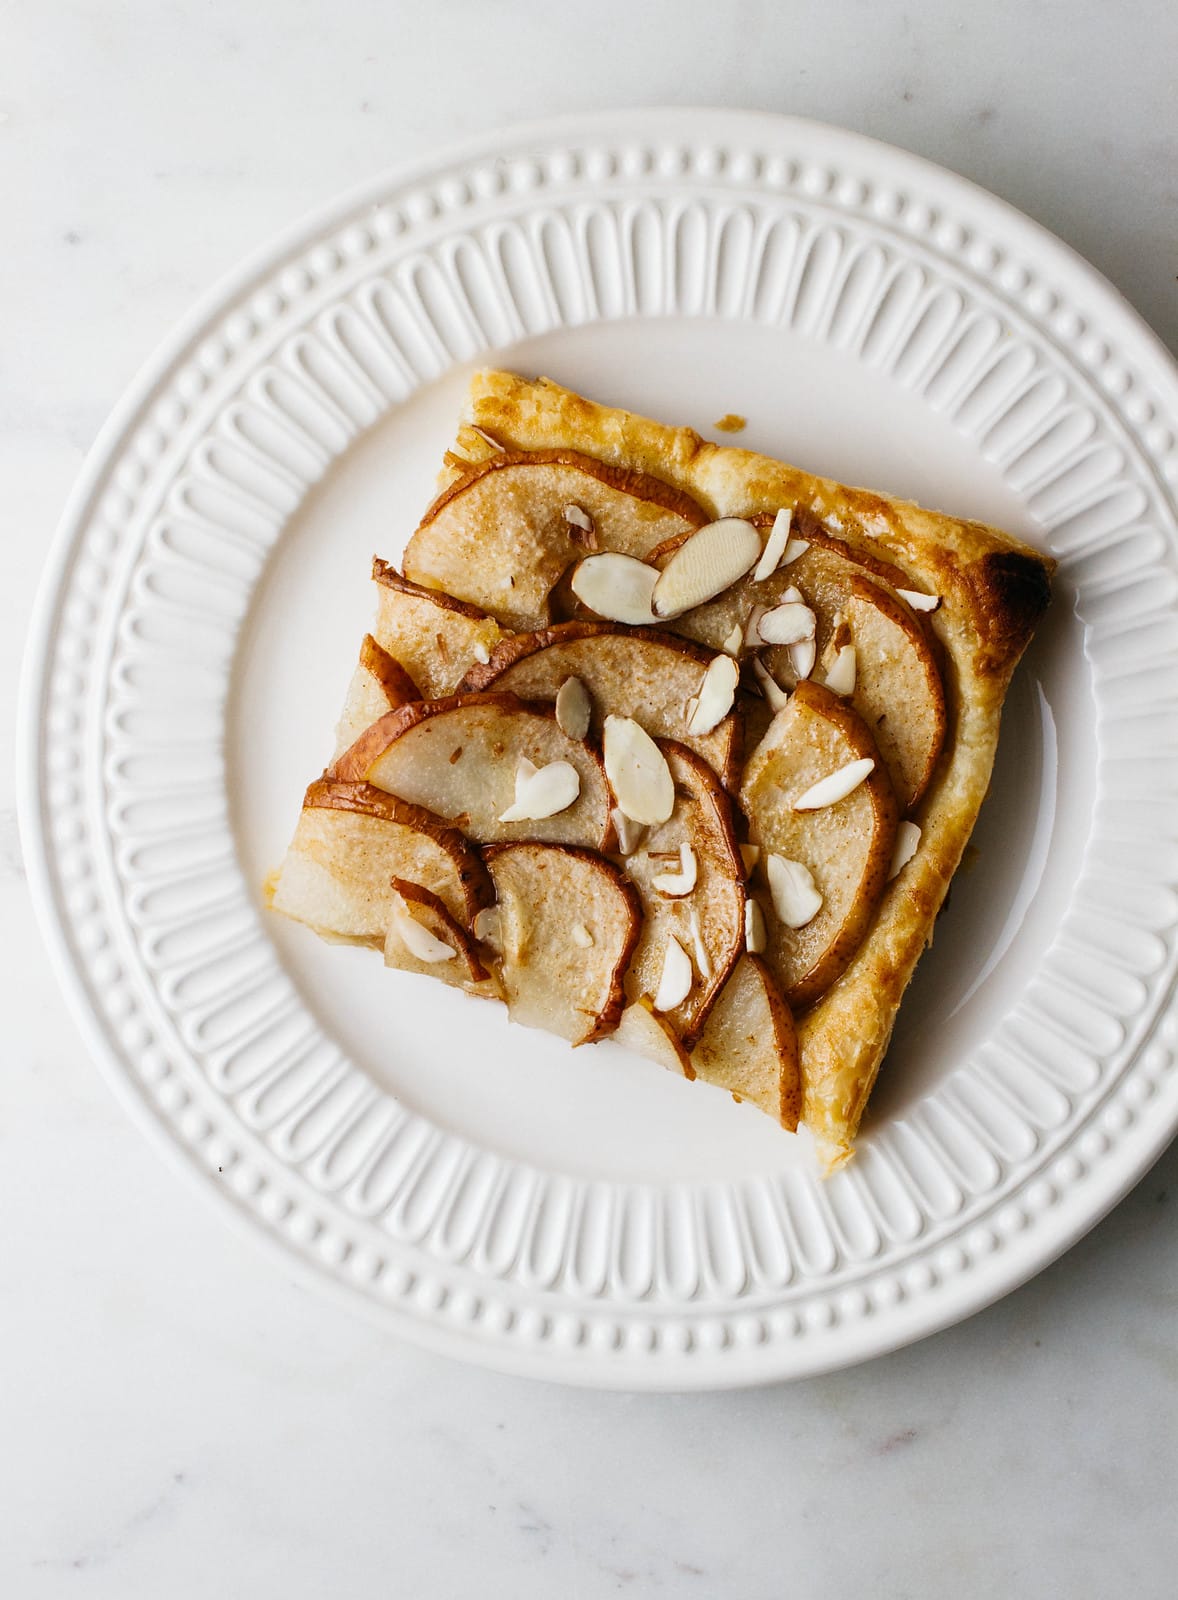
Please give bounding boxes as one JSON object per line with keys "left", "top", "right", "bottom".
{"left": 713, "top": 413, "right": 747, "bottom": 434}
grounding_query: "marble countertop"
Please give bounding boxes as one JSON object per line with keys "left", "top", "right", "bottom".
{"left": 4, "top": 3, "right": 1177, "bottom": 1594}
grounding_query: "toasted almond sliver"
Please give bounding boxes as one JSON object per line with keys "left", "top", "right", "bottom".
{"left": 744, "top": 898, "right": 767, "bottom": 953}
{"left": 469, "top": 424, "right": 504, "bottom": 452}
{"left": 721, "top": 623, "right": 744, "bottom": 657}
{"left": 888, "top": 820, "right": 922, "bottom": 880}
{"left": 610, "top": 806, "right": 647, "bottom": 856}
{"left": 688, "top": 906, "right": 713, "bottom": 982}
{"left": 766, "top": 855, "right": 824, "bottom": 929}
{"left": 758, "top": 601, "right": 817, "bottom": 646}
{"left": 793, "top": 757, "right": 875, "bottom": 811}
{"left": 498, "top": 756, "right": 581, "bottom": 822}
{"left": 738, "top": 843, "right": 760, "bottom": 875}
{"left": 753, "top": 507, "right": 793, "bottom": 582}
{"left": 685, "top": 654, "right": 739, "bottom": 736}
{"left": 651, "top": 518, "right": 761, "bottom": 619}
{"left": 555, "top": 675, "right": 592, "bottom": 740}
{"left": 751, "top": 656, "right": 790, "bottom": 713}
{"left": 571, "top": 922, "right": 595, "bottom": 948}
{"left": 744, "top": 604, "right": 768, "bottom": 648}
{"left": 571, "top": 552, "right": 659, "bottom": 625}
{"left": 603, "top": 715, "right": 674, "bottom": 826}
{"left": 564, "top": 503, "right": 593, "bottom": 532}
{"left": 788, "top": 637, "right": 817, "bottom": 681}
{"left": 653, "top": 937, "right": 693, "bottom": 1012}
{"left": 823, "top": 643, "right": 857, "bottom": 696}
{"left": 781, "top": 536, "right": 810, "bottom": 565}
{"left": 472, "top": 906, "right": 501, "bottom": 945}
{"left": 897, "top": 587, "right": 941, "bottom": 613}
{"left": 389, "top": 896, "right": 457, "bottom": 962}
{"left": 471, "top": 641, "right": 491, "bottom": 665}
{"left": 653, "top": 842, "right": 698, "bottom": 897}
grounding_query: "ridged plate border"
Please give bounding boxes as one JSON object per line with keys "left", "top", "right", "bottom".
{"left": 19, "top": 111, "right": 1178, "bottom": 1388}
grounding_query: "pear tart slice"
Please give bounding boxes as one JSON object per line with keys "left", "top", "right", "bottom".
{"left": 272, "top": 369, "right": 1052, "bottom": 1171}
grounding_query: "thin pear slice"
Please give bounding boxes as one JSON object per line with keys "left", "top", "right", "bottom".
{"left": 459, "top": 621, "right": 741, "bottom": 789}
{"left": 270, "top": 780, "right": 493, "bottom": 944}
{"left": 484, "top": 843, "right": 641, "bottom": 1044}
{"left": 653, "top": 518, "right": 945, "bottom": 809}
{"left": 332, "top": 692, "right": 612, "bottom": 849}
{"left": 332, "top": 634, "right": 422, "bottom": 759}
{"left": 402, "top": 450, "right": 707, "bottom": 631}
{"left": 690, "top": 955, "right": 801, "bottom": 1129}
{"left": 622, "top": 742, "right": 746, "bottom": 1045}
{"left": 613, "top": 998, "right": 694, "bottom": 1076}
{"left": 740, "top": 681, "right": 898, "bottom": 1011}
{"left": 383, "top": 879, "right": 498, "bottom": 996}
{"left": 372, "top": 560, "right": 503, "bottom": 698}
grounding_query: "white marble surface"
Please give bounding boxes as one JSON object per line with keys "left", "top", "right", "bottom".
{"left": 4, "top": 2, "right": 1178, "bottom": 1594}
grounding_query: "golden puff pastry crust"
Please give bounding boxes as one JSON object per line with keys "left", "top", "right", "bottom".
{"left": 445, "top": 369, "right": 1054, "bottom": 1168}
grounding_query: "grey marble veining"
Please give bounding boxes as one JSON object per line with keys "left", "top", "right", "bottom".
{"left": 2, "top": 2, "right": 1177, "bottom": 1595}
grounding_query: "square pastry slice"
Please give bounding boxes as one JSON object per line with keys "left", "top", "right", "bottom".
{"left": 272, "top": 370, "right": 1053, "bottom": 1170}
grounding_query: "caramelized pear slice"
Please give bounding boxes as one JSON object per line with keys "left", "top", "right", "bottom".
{"left": 332, "top": 692, "right": 612, "bottom": 849}
{"left": 740, "top": 681, "right": 898, "bottom": 1010}
{"left": 402, "top": 450, "right": 707, "bottom": 631}
{"left": 484, "top": 843, "right": 641, "bottom": 1044}
{"left": 332, "top": 634, "right": 421, "bottom": 759}
{"left": 372, "top": 560, "right": 503, "bottom": 698}
{"left": 271, "top": 780, "right": 493, "bottom": 943}
{"left": 459, "top": 621, "right": 740, "bottom": 790}
{"left": 622, "top": 742, "right": 746, "bottom": 1045}
{"left": 383, "top": 879, "right": 498, "bottom": 996}
{"left": 690, "top": 955, "right": 801, "bottom": 1129}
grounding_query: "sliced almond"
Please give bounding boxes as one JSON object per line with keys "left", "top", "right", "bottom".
{"left": 688, "top": 906, "right": 713, "bottom": 982}
{"left": 897, "top": 587, "right": 941, "bottom": 613}
{"left": 498, "top": 756, "right": 581, "bottom": 822}
{"left": 744, "top": 604, "right": 768, "bottom": 648}
{"left": 603, "top": 715, "right": 674, "bottom": 826}
{"left": 757, "top": 601, "right": 817, "bottom": 646}
{"left": 472, "top": 906, "right": 501, "bottom": 945}
{"left": 721, "top": 623, "right": 744, "bottom": 657}
{"left": 555, "top": 675, "right": 592, "bottom": 740}
{"left": 788, "top": 637, "right": 817, "bottom": 681}
{"left": 471, "top": 641, "right": 492, "bottom": 665}
{"left": 766, "top": 854, "right": 824, "bottom": 929}
{"left": 782, "top": 536, "right": 810, "bottom": 565}
{"left": 610, "top": 806, "right": 647, "bottom": 856}
{"left": 823, "top": 643, "right": 857, "bottom": 696}
{"left": 563, "top": 503, "right": 597, "bottom": 551}
{"left": 793, "top": 756, "right": 875, "bottom": 811}
{"left": 469, "top": 424, "right": 504, "bottom": 451}
{"left": 888, "top": 820, "right": 922, "bottom": 880}
{"left": 570, "top": 552, "right": 659, "bottom": 625}
{"left": 744, "top": 898, "right": 767, "bottom": 953}
{"left": 739, "top": 843, "right": 760, "bottom": 875}
{"left": 651, "top": 518, "right": 761, "bottom": 619}
{"left": 752, "top": 507, "right": 793, "bottom": 582}
{"left": 571, "top": 921, "right": 595, "bottom": 948}
{"left": 685, "top": 655, "right": 739, "bottom": 736}
{"left": 652, "top": 842, "right": 698, "bottom": 897}
{"left": 389, "top": 895, "right": 457, "bottom": 962}
{"left": 653, "top": 936, "right": 693, "bottom": 1012}
{"left": 751, "top": 656, "right": 791, "bottom": 713}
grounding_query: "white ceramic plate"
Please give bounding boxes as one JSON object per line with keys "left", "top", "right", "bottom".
{"left": 21, "top": 111, "right": 1178, "bottom": 1388}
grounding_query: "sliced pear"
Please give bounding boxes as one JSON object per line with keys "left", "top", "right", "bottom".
{"left": 654, "top": 518, "right": 945, "bottom": 809}
{"left": 270, "top": 780, "right": 493, "bottom": 943}
{"left": 740, "top": 680, "right": 898, "bottom": 1011}
{"left": 332, "top": 692, "right": 612, "bottom": 849}
{"left": 484, "top": 843, "right": 641, "bottom": 1044}
{"left": 332, "top": 634, "right": 421, "bottom": 759}
{"left": 458, "top": 621, "right": 741, "bottom": 790}
{"left": 690, "top": 955, "right": 801, "bottom": 1129}
{"left": 383, "top": 879, "right": 498, "bottom": 996}
{"left": 622, "top": 742, "right": 745, "bottom": 1045}
{"left": 372, "top": 560, "right": 503, "bottom": 698}
{"left": 402, "top": 450, "right": 707, "bottom": 631}
{"left": 613, "top": 997, "right": 694, "bottom": 1076}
